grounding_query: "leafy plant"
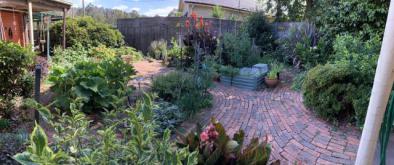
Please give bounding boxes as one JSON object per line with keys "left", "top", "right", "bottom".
{"left": 149, "top": 39, "right": 168, "bottom": 60}
{"left": 218, "top": 65, "right": 239, "bottom": 77}
{"left": 177, "top": 118, "right": 273, "bottom": 165}
{"left": 152, "top": 71, "right": 212, "bottom": 117}
{"left": 302, "top": 35, "right": 380, "bottom": 126}
{"left": 88, "top": 44, "right": 117, "bottom": 59}
{"left": 266, "top": 62, "right": 284, "bottom": 79}
{"left": 48, "top": 57, "right": 135, "bottom": 113}
{"left": 153, "top": 100, "right": 185, "bottom": 135}
{"left": 51, "top": 16, "right": 124, "bottom": 48}
{"left": 0, "top": 41, "right": 34, "bottom": 119}
{"left": 222, "top": 32, "right": 253, "bottom": 67}
{"left": 15, "top": 94, "right": 199, "bottom": 164}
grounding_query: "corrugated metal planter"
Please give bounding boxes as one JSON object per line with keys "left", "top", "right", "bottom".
{"left": 220, "top": 75, "right": 265, "bottom": 90}
{"left": 220, "top": 64, "right": 268, "bottom": 90}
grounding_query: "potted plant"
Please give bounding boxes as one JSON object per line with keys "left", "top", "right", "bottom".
{"left": 265, "top": 62, "right": 284, "bottom": 88}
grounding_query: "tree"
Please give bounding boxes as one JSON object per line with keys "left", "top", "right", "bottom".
{"left": 69, "top": 4, "right": 140, "bottom": 26}
{"left": 212, "top": 5, "right": 224, "bottom": 19}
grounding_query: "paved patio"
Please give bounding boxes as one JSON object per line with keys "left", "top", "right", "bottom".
{"left": 190, "top": 83, "right": 361, "bottom": 164}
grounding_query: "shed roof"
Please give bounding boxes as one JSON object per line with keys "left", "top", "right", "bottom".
{"left": 183, "top": 0, "right": 258, "bottom": 11}
{"left": 0, "top": 0, "right": 72, "bottom": 12}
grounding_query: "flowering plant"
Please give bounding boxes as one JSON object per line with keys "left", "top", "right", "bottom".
{"left": 183, "top": 12, "right": 217, "bottom": 66}
{"left": 177, "top": 118, "right": 274, "bottom": 165}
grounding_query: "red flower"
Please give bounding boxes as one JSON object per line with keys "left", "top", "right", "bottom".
{"left": 185, "top": 19, "right": 190, "bottom": 28}
{"left": 199, "top": 16, "right": 204, "bottom": 28}
{"left": 191, "top": 12, "right": 197, "bottom": 21}
{"left": 200, "top": 131, "right": 209, "bottom": 142}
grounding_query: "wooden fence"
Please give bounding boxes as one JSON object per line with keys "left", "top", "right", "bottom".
{"left": 117, "top": 17, "right": 313, "bottom": 53}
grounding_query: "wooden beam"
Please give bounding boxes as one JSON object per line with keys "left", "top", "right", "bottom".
{"left": 28, "top": 0, "right": 34, "bottom": 50}
{"left": 355, "top": 1, "right": 394, "bottom": 164}
{"left": 62, "top": 8, "right": 66, "bottom": 49}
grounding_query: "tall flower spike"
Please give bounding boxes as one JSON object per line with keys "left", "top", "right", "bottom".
{"left": 191, "top": 12, "right": 197, "bottom": 21}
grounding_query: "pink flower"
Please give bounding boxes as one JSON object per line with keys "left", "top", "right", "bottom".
{"left": 200, "top": 131, "right": 209, "bottom": 142}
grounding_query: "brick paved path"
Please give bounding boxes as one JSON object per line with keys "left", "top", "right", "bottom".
{"left": 196, "top": 83, "right": 361, "bottom": 165}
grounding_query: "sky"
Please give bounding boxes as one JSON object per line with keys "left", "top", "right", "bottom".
{"left": 68, "top": 0, "right": 179, "bottom": 16}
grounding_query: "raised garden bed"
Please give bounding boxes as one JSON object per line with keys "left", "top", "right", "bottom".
{"left": 221, "top": 64, "right": 268, "bottom": 90}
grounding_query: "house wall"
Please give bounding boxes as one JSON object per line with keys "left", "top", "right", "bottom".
{"left": 0, "top": 10, "right": 26, "bottom": 46}
{"left": 184, "top": 3, "right": 250, "bottom": 20}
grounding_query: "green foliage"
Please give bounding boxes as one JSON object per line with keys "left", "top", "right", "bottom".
{"left": 0, "top": 130, "right": 29, "bottom": 164}
{"left": 152, "top": 71, "right": 212, "bottom": 116}
{"left": 218, "top": 65, "right": 239, "bottom": 77}
{"left": 243, "top": 11, "right": 275, "bottom": 52}
{"left": 0, "top": 118, "right": 10, "bottom": 129}
{"left": 0, "top": 41, "right": 34, "bottom": 119}
{"left": 266, "top": 62, "right": 284, "bottom": 79}
{"left": 52, "top": 45, "right": 91, "bottom": 66}
{"left": 314, "top": 0, "right": 388, "bottom": 40}
{"left": 177, "top": 118, "right": 272, "bottom": 164}
{"left": 149, "top": 39, "right": 168, "bottom": 60}
{"left": 88, "top": 44, "right": 117, "bottom": 59}
{"left": 291, "top": 71, "right": 306, "bottom": 91}
{"left": 0, "top": 41, "right": 34, "bottom": 99}
{"left": 51, "top": 16, "right": 124, "bottom": 48}
{"left": 212, "top": 5, "right": 224, "bottom": 19}
{"left": 222, "top": 32, "right": 253, "bottom": 67}
{"left": 115, "top": 46, "right": 143, "bottom": 61}
{"left": 153, "top": 100, "right": 185, "bottom": 135}
{"left": 48, "top": 57, "right": 135, "bottom": 113}
{"left": 13, "top": 123, "right": 72, "bottom": 164}
{"left": 275, "top": 24, "right": 327, "bottom": 68}
{"left": 15, "top": 94, "right": 198, "bottom": 164}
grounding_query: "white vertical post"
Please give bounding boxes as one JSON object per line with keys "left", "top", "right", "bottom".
{"left": 355, "top": 1, "right": 394, "bottom": 164}
{"left": 46, "top": 16, "right": 50, "bottom": 60}
{"left": 28, "top": 0, "right": 34, "bottom": 51}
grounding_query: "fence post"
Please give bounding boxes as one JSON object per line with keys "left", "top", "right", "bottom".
{"left": 34, "top": 64, "right": 41, "bottom": 123}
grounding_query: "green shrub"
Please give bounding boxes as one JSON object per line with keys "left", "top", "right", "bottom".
{"left": 48, "top": 58, "right": 135, "bottom": 113}
{"left": 114, "top": 46, "right": 143, "bottom": 61}
{"left": 243, "top": 11, "right": 275, "bottom": 52}
{"left": 302, "top": 34, "right": 380, "bottom": 126}
{"left": 51, "top": 17, "right": 124, "bottom": 48}
{"left": 152, "top": 71, "right": 212, "bottom": 116}
{"left": 14, "top": 95, "right": 198, "bottom": 164}
{"left": 52, "top": 45, "right": 91, "bottom": 67}
{"left": 222, "top": 32, "right": 253, "bottom": 67}
{"left": 0, "top": 41, "right": 34, "bottom": 118}
{"left": 218, "top": 65, "right": 239, "bottom": 77}
{"left": 0, "top": 41, "right": 34, "bottom": 99}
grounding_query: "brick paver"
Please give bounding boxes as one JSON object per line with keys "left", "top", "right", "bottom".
{"left": 196, "top": 83, "right": 361, "bottom": 164}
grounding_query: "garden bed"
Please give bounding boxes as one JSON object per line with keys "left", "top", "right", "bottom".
{"left": 221, "top": 64, "right": 268, "bottom": 90}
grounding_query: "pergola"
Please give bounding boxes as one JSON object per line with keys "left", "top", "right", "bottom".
{"left": 0, "top": 0, "right": 71, "bottom": 49}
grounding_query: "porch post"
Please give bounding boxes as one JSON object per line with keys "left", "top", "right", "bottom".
{"left": 62, "top": 8, "right": 66, "bottom": 49}
{"left": 355, "top": 1, "right": 394, "bottom": 164}
{"left": 28, "top": 0, "right": 34, "bottom": 51}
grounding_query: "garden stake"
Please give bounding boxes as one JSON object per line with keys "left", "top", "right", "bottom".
{"left": 34, "top": 64, "right": 42, "bottom": 124}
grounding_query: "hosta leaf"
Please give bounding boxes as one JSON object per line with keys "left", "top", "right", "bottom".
{"left": 13, "top": 152, "right": 36, "bottom": 165}
{"left": 31, "top": 123, "right": 48, "bottom": 156}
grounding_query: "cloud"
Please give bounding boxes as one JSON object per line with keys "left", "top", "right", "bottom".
{"left": 130, "top": 7, "right": 140, "bottom": 12}
{"left": 68, "top": 0, "right": 96, "bottom": 7}
{"left": 113, "top": 5, "right": 129, "bottom": 11}
{"left": 143, "top": 6, "right": 177, "bottom": 16}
